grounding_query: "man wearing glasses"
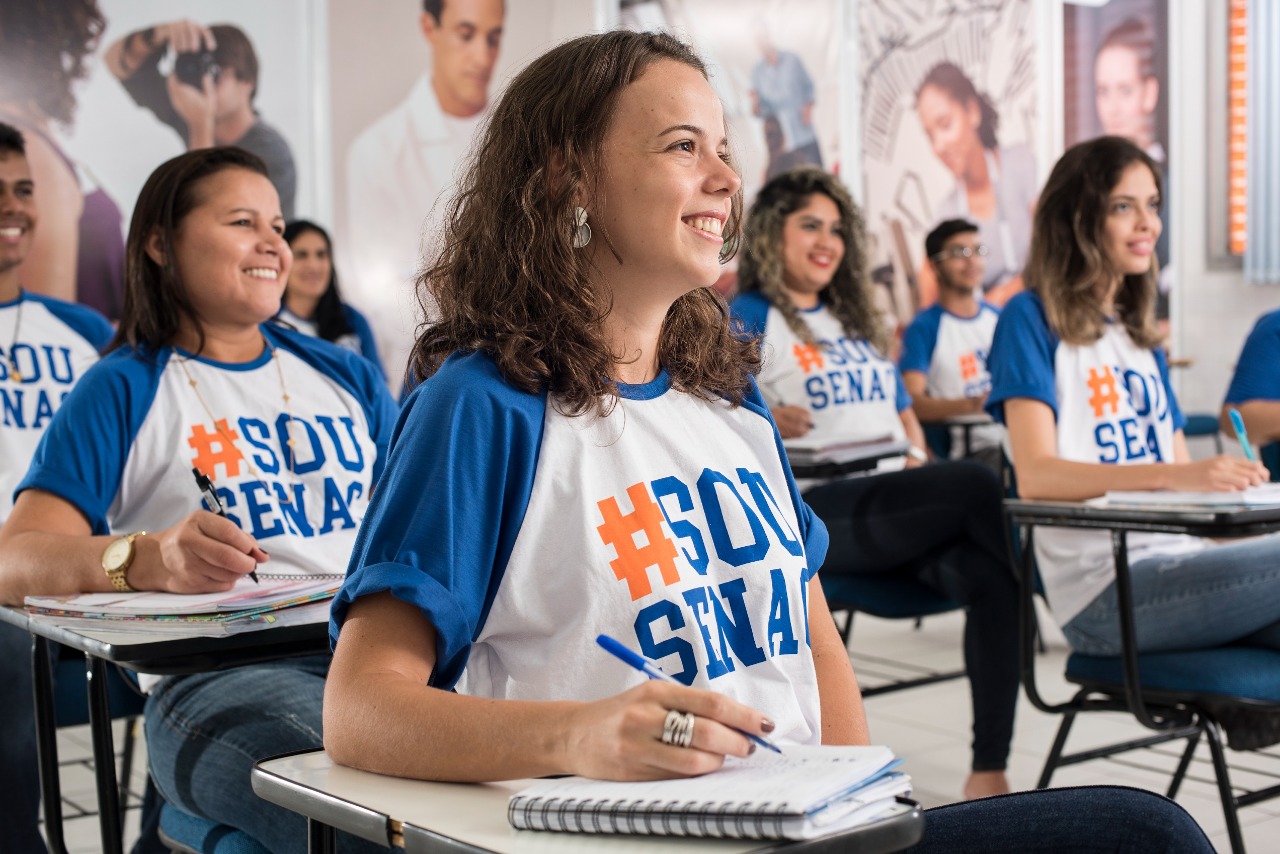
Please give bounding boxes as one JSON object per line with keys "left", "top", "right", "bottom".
{"left": 899, "top": 219, "right": 1004, "bottom": 470}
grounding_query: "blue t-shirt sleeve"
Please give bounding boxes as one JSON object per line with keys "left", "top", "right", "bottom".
{"left": 985, "top": 292, "right": 1059, "bottom": 423}
{"left": 330, "top": 352, "right": 546, "bottom": 688}
{"left": 342, "top": 304, "right": 386, "bottom": 382}
{"left": 34, "top": 294, "right": 114, "bottom": 351}
{"left": 740, "top": 379, "right": 828, "bottom": 578}
{"left": 891, "top": 365, "right": 911, "bottom": 412}
{"left": 1153, "top": 347, "right": 1187, "bottom": 432}
{"left": 898, "top": 309, "right": 939, "bottom": 376}
{"left": 1223, "top": 311, "right": 1280, "bottom": 405}
{"left": 729, "top": 292, "right": 772, "bottom": 340}
{"left": 16, "top": 351, "right": 159, "bottom": 533}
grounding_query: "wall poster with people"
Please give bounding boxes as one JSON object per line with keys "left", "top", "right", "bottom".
{"left": 329, "top": 0, "right": 593, "bottom": 391}
{"left": 0, "top": 0, "right": 313, "bottom": 323}
{"left": 618, "top": 0, "right": 844, "bottom": 295}
{"left": 1064, "top": 0, "right": 1171, "bottom": 332}
{"left": 859, "top": 0, "right": 1040, "bottom": 336}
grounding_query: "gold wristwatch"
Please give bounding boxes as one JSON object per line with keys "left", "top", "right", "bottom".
{"left": 102, "top": 532, "right": 146, "bottom": 592}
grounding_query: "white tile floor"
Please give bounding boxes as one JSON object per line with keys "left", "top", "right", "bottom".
{"left": 50, "top": 608, "right": 1280, "bottom": 852}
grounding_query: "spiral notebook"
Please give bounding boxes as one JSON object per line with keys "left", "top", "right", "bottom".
{"left": 507, "top": 745, "right": 910, "bottom": 840}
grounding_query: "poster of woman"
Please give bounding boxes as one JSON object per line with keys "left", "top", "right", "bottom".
{"left": 860, "top": 0, "right": 1039, "bottom": 328}
{"left": 1064, "top": 0, "right": 1171, "bottom": 327}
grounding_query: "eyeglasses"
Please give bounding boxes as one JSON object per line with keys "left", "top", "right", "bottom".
{"left": 934, "top": 245, "right": 988, "bottom": 261}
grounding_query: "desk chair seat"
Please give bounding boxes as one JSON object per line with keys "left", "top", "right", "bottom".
{"left": 158, "top": 803, "right": 268, "bottom": 854}
{"left": 821, "top": 574, "right": 965, "bottom": 696}
{"left": 1066, "top": 647, "right": 1280, "bottom": 703}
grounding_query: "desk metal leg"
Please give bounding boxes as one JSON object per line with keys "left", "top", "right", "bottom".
{"left": 32, "top": 635, "right": 69, "bottom": 854}
{"left": 308, "top": 817, "right": 338, "bottom": 854}
{"left": 86, "top": 655, "right": 124, "bottom": 854}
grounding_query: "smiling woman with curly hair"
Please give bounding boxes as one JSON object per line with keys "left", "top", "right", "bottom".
{"left": 0, "top": 0, "right": 126, "bottom": 318}
{"left": 731, "top": 165, "right": 1022, "bottom": 801}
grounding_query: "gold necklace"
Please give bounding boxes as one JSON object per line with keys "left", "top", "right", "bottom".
{"left": 177, "top": 336, "right": 301, "bottom": 504}
{"left": 6, "top": 289, "right": 25, "bottom": 382}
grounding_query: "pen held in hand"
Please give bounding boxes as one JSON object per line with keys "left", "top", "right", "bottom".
{"left": 595, "top": 634, "right": 783, "bottom": 754}
{"left": 192, "top": 467, "right": 259, "bottom": 584}
{"left": 1228, "top": 408, "right": 1258, "bottom": 463}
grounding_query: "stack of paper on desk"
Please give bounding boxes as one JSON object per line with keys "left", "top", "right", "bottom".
{"left": 507, "top": 744, "right": 911, "bottom": 840}
{"left": 1102, "top": 483, "right": 1280, "bottom": 507}
{"left": 784, "top": 434, "right": 906, "bottom": 466}
{"left": 24, "top": 573, "right": 342, "bottom": 632}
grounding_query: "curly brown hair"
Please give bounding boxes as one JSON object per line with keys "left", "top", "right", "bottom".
{"left": 737, "top": 166, "right": 886, "bottom": 352}
{"left": 410, "top": 29, "right": 757, "bottom": 415}
{"left": 0, "top": 0, "right": 105, "bottom": 126}
{"left": 1024, "top": 136, "right": 1162, "bottom": 349}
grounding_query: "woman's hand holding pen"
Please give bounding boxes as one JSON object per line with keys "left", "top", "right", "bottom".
{"left": 559, "top": 681, "right": 772, "bottom": 782}
{"left": 772, "top": 405, "right": 813, "bottom": 439}
{"left": 132, "top": 511, "right": 268, "bottom": 593}
{"left": 1169, "top": 456, "right": 1268, "bottom": 493}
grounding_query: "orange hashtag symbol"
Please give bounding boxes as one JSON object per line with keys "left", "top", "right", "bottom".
{"left": 793, "top": 343, "right": 824, "bottom": 373}
{"left": 960, "top": 353, "right": 978, "bottom": 381}
{"left": 1086, "top": 366, "right": 1121, "bottom": 418}
{"left": 596, "top": 482, "right": 681, "bottom": 601}
{"left": 188, "top": 420, "right": 244, "bottom": 480}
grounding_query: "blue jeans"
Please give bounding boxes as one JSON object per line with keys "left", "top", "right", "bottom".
{"left": 0, "top": 620, "right": 46, "bottom": 853}
{"left": 144, "top": 654, "right": 388, "bottom": 854}
{"left": 1063, "top": 535, "right": 1280, "bottom": 656}
{"left": 910, "top": 786, "right": 1213, "bottom": 852}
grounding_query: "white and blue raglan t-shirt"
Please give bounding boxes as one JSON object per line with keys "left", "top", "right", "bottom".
{"left": 332, "top": 351, "right": 830, "bottom": 745}
{"left": 1, "top": 291, "right": 113, "bottom": 522}
{"left": 731, "top": 292, "right": 909, "bottom": 479}
{"left": 899, "top": 302, "right": 1003, "bottom": 457}
{"left": 986, "top": 292, "right": 1207, "bottom": 622}
{"left": 1223, "top": 308, "right": 1280, "bottom": 406}
{"left": 18, "top": 324, "right": 396, "bottom": 575}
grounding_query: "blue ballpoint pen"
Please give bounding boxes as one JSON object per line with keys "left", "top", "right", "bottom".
{"left": 595, "top": 634, "right": 783, "bottom": 754}
{"left": 1228, "top": 408, "right": 1258, "bottom": 462}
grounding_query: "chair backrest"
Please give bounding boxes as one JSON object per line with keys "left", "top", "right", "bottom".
{"left": 54, "top": 647, "right": 146, "bottom": 727}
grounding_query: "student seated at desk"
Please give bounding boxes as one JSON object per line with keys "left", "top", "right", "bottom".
{"left": 729, "top": 167, "right": 1018, "bottom": 800}
{"left": 0, "top": 146, "right": 396, "bottom": 853}
{"left": 899, "top": 218, "right": 1003, "bottom": 471}
{"left": 0, "top": 121, "right": 118, "bottom": 854}
{"left": 1221, "top": 308, "right": 1280, "bottom": 455}
{"left": 986, "top": 136, "right": 1280, "bottom": 746}
{"left": 324, "top": 31, "right": 1212, "bottom": 852}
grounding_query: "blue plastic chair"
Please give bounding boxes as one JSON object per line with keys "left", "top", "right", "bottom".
{"left": 1183, "top": 412, "right": 1225, "bottom": 454}
{"left": 820, "top": 573, "right": 965, "bottom": 697}
{"left": 1261, "top": 442, "right": 1280, "bottom": 481}
{"left": 1013, "top": 524, "right": 1280, "bottom": 854}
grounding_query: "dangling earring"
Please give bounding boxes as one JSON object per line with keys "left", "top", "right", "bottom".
{"left": 572, "top": 206, "right": 592, "bottom": 248}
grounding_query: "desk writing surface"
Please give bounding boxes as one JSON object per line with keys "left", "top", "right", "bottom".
{"left": 254, "top": 752, "right": 785, "bottom": 853}
{"left": 1004, "top": 498, "right": 1280, "bottom": 538}
{"left": 0, "top": 604, "right": 329, "bottom": 674}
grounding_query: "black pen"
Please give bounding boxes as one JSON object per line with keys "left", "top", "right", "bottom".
{"left": 192, "top": 467, "right": 259, "bottom": 584}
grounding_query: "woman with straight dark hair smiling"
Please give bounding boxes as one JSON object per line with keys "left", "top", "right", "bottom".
{"left": 280, "top": 219, "right": 384, "bottom": 380}
{"left": 0, "top": 146, "right": 395, "bottom": 852}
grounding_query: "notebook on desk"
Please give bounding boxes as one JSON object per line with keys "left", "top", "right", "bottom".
{"left": 784, "top": 434, "right": 905, "bottom": 466}
{"left": 507, "top": 745, "right": 910, "bottom": 840}
{"left": 1100, "top": 483, "right": 1280, "bottom": 508}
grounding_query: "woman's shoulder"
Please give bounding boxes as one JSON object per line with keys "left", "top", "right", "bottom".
{"left": 728, "top": 291, "right": 774, "bottom": 337}
{"left": 416, "top": 351, "right": 545, "bottom": 408}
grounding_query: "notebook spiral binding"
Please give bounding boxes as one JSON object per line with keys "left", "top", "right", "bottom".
{"left": 507, "top": 794, "right": 794, "bottom": 839}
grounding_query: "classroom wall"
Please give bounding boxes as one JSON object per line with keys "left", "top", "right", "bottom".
{"left": 1168, "top": 0, "right": 1274, "bottom": 418}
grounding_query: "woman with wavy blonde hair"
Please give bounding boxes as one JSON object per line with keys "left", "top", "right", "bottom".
{"left": 731, "top": 166, "right": 1020, "bottom": 800}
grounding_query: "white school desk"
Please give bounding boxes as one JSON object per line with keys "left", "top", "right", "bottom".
{"left": 919, "top": 412, "right": 995, "bottom": 458}
{"left": 785, "top": 439, "right": 909, "bottom": 481}
{"left": 0, "top": 603, "right": 330, "bottom": 854}
{"left": 252, "top": 750, "right": 925, "bottom": 854}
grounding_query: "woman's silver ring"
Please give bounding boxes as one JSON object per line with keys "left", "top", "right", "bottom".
{"left": 661, "top": 709, "right": 695, "bottom": 748}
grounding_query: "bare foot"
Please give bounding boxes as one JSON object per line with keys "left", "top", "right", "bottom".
{"left": 963, "top": 770, "right": 1011, "bottom": 801}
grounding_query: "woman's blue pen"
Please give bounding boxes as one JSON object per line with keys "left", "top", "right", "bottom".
{"left": 595, "top": 634, "right": 783, "bottom": 754}
{"left": 1228, "top": 408, "right": 1258, "bottom": 463}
